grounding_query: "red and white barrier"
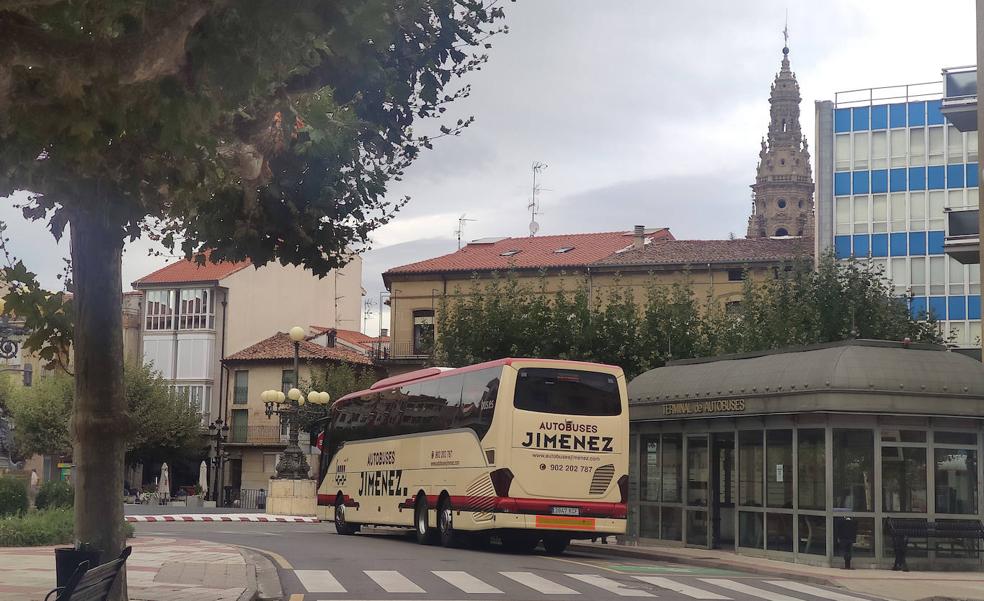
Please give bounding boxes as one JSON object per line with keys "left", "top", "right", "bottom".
{"left": 126, "top": 513, "right": 319, "bottom": 523}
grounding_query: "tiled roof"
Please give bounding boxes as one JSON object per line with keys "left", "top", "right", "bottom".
{"left": 594, "top": 237, "right": 813, "bottom": 267}
{"left": 133, "top": 253, "right": 252, "bottom": 286}
{"left": 223, "top": 332, "right": 373, "bottom": 365}
{"left": 384, "top": 229, "right": 673, "bottom": 278}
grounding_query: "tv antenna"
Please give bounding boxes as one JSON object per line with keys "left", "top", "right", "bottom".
{"left": 455, "top": 214, "right": 477, "bottom": 249}
{"left": 529, "top": 161, "right": 548, "bottom": 237}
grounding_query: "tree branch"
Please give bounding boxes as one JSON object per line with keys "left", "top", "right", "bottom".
{"left": 0, "top": 0, "right": 223, "bottom": 104}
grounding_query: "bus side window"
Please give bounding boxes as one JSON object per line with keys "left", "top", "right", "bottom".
{"left": 438, "top": 374, "right": 464, "bottom": 429}
{"left": 458, "top": 367, "right": 500, "bottom": 439}
{"left": 399, "top": 383, "right": 421, "bottom": 435}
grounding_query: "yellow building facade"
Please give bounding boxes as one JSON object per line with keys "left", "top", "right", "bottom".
{"left": 383, "top": 229, "right": 812, "bottom": 372}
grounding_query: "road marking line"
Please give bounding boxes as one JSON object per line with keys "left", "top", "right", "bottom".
{"left": 501, "top": 571, "right": 580, "bottom": 595}
{"left": 296, "top": 570, "right": 346, "bottom": 593}
{"left": 365, "top": 570, "right": 425, "bottom": 593}
{"left": 230, "top": 543, "right": 293, "bottom": 569}
{"left": 567, "top": 574, "right": 653, "bottom": 597}
{"left": 766, "top": 580, "right": 875, "bottom": 601}
{"left": 634, "top": 576, "right": 730, "bottom": 599}
{"left": 698, "top": 579, "right": 801, "bottom": 601}
{"left": 540, "top": 555, "right": 625, "bottom": 574}
{"left": 433, "top": 571, "right": 503, "bottom": 594}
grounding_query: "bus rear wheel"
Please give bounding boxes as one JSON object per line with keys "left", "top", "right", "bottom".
{"left": 438, "top": 497, "right": 457, "bottom": 548}
{"left": 415, "top": 497, "right": 436, "bottom": 545}
{"left": 542, "top": 534, "right": 570, "bottom": 555}
{"left": 334, "top": 497, "right": 358, "bottom": 535}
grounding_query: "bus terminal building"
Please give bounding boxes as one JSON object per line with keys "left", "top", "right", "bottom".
{"left": 625, "top": 339, "right": 984, "bottom": 569}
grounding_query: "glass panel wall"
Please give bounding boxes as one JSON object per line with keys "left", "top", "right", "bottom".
{"left": 798, "top": 429, "right": 825, "bottom": 510}
{"left": 833, "top": 429, "right": 874, "bottom": 512}
{"left": 633, "top": 422, "right": 981, "bottom": 564}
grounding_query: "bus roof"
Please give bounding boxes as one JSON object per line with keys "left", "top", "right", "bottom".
{"left": 333, "top": 357, "right": 622, "bottom": 407}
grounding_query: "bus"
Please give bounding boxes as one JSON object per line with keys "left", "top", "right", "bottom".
{"left": 315, "top": 358, "right": 628, "bottom": 554}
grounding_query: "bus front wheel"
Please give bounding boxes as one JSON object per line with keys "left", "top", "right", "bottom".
{"left": 415, "top": 497, "right": 436, "bottom": 545}
{"left": 542, "top": 534, "right": 570, "bottom": 555}
{"left": 334, "top": 497, "right": 358, "bottom": 536}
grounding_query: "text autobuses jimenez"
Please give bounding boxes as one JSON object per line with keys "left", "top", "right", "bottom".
{"left": 315, "top": 358, "right": 629, "bottom": 554}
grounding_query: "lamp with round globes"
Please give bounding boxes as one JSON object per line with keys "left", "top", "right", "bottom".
{"left": 276, "top": 391, "right": 286, "bottom": 403}
{"left": 288, "top": 387, "right": 301, "bottom": 401}
{"left": 319, "top": 391, "right": 330, "bottom": 404}
{"left": 307, "top": 391, "right": 319, "bottom": 404}
{"left": 289, "top": 326, "right": 306, "bottom": 342}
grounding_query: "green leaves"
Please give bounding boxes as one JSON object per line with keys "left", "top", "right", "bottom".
{"left": 435, "top": 256, "right": 944, "bottom": 379}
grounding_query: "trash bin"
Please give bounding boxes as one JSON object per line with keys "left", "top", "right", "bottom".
{"left": 54, "top": 547, "right": 101, "bottom": 587}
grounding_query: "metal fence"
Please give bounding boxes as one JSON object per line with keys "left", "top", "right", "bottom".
{"left": 223, "top": 487, "right": 267, "bottom": 509}
{"left": 370, "top": 340, "right": 431, "bottom": 360}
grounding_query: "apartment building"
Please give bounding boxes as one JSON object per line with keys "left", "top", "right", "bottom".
{"left": 131, "top": 254, "right": 363, "bottom": 425}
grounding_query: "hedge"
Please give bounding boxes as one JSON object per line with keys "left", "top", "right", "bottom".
{"left": 0, "top": 477, "right": 27, "bottom": 517}
{"left": 36, "top": 481, "right": 74, "bottom": 511}
{"left": 0, "top": 509, "right": 135, "bottom": 547}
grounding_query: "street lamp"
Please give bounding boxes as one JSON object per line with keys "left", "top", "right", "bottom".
{"left": 261, "top": 326, "right": 331, "bottom": 480}
{"left": 205, "top": 418, "right": 230, "bottom": 503}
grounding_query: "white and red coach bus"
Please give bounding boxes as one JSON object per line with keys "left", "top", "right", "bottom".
{"left": 315, "top": 358, "right": 628, "bottom": 554}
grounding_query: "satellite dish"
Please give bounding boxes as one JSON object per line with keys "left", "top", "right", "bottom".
{"left": 529, "top": 221, "right": 540, "bottom": 235}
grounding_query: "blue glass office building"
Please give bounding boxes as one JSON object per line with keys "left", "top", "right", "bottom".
{"left": 816, "top": 84, "right": 981, "bottom": 347}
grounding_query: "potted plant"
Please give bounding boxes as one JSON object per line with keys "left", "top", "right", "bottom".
{"left": 186, "top": 485, "right": 204, "bottom": 508}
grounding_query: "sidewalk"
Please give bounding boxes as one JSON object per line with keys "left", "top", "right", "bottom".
{"left": 0, "top": 536, "right": 268, "bottom": 601}
{"left": 572, "top": 541, "right": 984, "bottom": 601}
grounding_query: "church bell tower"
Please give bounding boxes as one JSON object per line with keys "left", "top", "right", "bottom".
{"left": 747, "top": 38, "right": 814, "bottom": 239}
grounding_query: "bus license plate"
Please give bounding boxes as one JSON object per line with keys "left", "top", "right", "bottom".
{"left": 551, "top": 506, "right": 580, "bottom": 516}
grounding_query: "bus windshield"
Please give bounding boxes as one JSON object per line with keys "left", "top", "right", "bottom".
{"left": 513, "top": 368, "right": 621, "bottom": 416}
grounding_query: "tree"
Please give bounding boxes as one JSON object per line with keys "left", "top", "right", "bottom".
{"left": 0, "top": 0, "right": 506, "bottom": 577}
{"left": 436, "top": 255, "right": 944, "bottom": 378}
{"left": 9, "top": 363, "right": 203, "bottom": 467}
{"left": 8, "top": 373, "right": 74, "bottom": 459}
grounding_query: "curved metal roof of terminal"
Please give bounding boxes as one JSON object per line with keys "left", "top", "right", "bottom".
{"left": 628, "top": 339, "right": 984, "bottom": 404}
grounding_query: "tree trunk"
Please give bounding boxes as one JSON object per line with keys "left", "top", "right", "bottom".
{"left": 69, "top": 208, "right": 128, "bottom": 599}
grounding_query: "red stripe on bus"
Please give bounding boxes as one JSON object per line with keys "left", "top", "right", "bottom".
{"left": 406, "top": 495, "right": 625, "bottom": 519}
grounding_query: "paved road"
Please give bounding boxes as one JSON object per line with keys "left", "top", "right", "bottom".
{"left": 133, "top": 522, "right": 889, "bottom": 601}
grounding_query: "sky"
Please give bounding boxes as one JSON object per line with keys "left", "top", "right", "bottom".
{"left": 1, "top": 0, "right": 978, "bottom": 336}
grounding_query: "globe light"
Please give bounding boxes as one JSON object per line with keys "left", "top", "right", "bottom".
{"left": 289, "top": 326, "right": 306, "bottom": 342}
{"left": 288, "top": 387, "right": 302, "bottom": 401}
{"left": 308, "top": 391, "right": 320, "bottom": 404}
{"left": 298, "top": 393, "right": 306, "bottom": 406}
{"left": 276, "top": 391, "right": 286, "bottom": 403}
{"left": 318, "top": 391, "right": 331, "bottom": 404}
{"left": 260, "top": 390, "right": 270, "bottom": 403}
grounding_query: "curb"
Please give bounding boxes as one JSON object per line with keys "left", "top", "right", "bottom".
{"left": 568, "top": 542, "right": 839, "bottom": 588}
{"left": 126, "top": 513, "right": 319, "bottom": 523}
{"left": 237, "top": 547, "right": 285, "bottom": 601}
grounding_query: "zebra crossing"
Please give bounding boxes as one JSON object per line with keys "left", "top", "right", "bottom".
{"left": 292, "top": 568, "right": 881, "bottom": 600}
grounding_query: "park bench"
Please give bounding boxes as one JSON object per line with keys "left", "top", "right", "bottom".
{"left": 44, "top": 547, "right": 132, "bottom": 601}
{"left": 886, "top": 518, "right": 984, "bottom": 571}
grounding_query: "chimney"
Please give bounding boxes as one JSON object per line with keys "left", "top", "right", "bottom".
{"left": 633, "top": 224, "right": 646, "bottom": 249}
{"left": 380, "top": 328, "right": 389, "bottom": 337}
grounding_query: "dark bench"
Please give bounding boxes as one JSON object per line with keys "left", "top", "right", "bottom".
{"left": 44, "top": 547, "right": 132, "bottom": 601}
{"left": 886, "top": 518, "right": 984, "bottom": 571}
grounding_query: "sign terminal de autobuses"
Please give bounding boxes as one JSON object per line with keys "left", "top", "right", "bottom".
{"left": 315, "top": 358, "right": 629, "bottom": 554}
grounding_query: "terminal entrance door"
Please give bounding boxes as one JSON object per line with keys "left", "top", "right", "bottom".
{"left": 711, "top": 432, "right": 736, "bottom": 549}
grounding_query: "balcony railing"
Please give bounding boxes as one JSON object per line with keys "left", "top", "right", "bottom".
{"left": 944, "top": 208, "right": 980, "bottom": 265}
{"left": 228, "top": 425, "right": 287, "bottom": 445}
{"left": 942, "top": 66, "right": 977, "bottom": 132}
{"left": 370, "top": 340, "right": 432, "bottom": 361}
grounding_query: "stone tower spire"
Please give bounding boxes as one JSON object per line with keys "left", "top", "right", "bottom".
{"left": 747, "top": 41, "right": 814, "bottom": 239}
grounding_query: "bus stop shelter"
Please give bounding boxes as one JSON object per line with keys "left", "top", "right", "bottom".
{"left": 626, "top": 339, "right": 984, "bottom": 569}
